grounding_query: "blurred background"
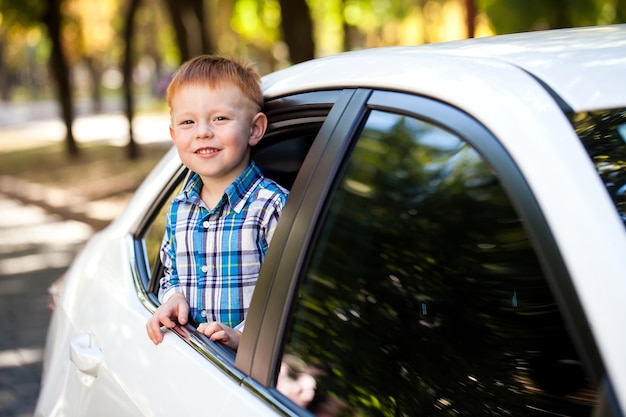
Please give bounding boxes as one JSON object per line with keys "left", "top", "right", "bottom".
{"left": 0, "top": 1, "right": 625, "bottom": 416}
{"left": 1, "top": 0, "right": 625, "bottom": 160}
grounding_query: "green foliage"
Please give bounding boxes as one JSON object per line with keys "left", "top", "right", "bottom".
{"left": 232, "top": 0, "right": 282, "bottom": 45}
{"left": 571, "top": 108, "right": 626, "bottom": 225}
{"left": 0, "top": 0, "right": 45, "bottom": 25}
{"left": 479, "top": 0, "right": 625, "bottom": 33}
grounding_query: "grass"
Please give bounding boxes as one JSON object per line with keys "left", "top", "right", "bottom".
{"left": 0, "top": 141, "right": 170, "bottom": 192}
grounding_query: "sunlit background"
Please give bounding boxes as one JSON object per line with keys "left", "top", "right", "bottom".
{"left": 1, "top": 0, "right": 624, "bottom": 111}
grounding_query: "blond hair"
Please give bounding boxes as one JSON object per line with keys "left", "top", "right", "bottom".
{"left": 166, "top": 55, "right": 263, "bottom": 111}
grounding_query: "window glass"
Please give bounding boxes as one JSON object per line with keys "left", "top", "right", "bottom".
{"left": 145, "top": 180, "right": 185, "bottom": 280}
{"left": 570, "top": 108, "right": 626, "bottom": 226}
{"left": 278, "top": 110, "right": 596, "bottom": 416}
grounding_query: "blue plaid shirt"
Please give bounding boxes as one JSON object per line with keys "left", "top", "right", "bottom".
{"left": 158, "top": 162, "right": 288, "bottom": 327}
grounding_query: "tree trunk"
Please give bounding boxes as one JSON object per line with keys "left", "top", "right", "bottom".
{"left": 188, "top": 0, "right": 212, "bottom": 54}
{"left": 164, "top": 0, "right": 191, "bottom": 62}
{"left": 122, "top": 0, "right": 141, "bottom": 160}
{"left": 85, "top": 57, "right": 103, "bottom": 113}
{"left": 0, "top": 39, "right": 9, "bottom": 101}
{"left": 278, "top": 0, "right": 315, "bottom": 64}
{"left": 42, "top": 0, "right": 79, "bottom": 157}
{"left": 164, "top": 0, "right": 212, "bottom": 63}
{"left": 465, "top": 0, "right": 476, "bottom": 38}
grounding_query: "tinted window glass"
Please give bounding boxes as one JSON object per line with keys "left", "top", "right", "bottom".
{"left": 278, "top": 110, "right": 595, "bottom": 416}
{"left": 144, "top": 180, "right": 185, "bottom": 274}
{"left": 570, "top": 108, "right": 626, "bottom": 226}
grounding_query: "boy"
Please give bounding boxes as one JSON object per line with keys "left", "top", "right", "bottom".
{"left": 146, "top": 55, "right": 288, "bottom": 350}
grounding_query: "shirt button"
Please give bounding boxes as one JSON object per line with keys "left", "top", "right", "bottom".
{"left": 201, "top": 310, "right": 207, "bottom": 318}
{"left": 201, "top": 265, "right": 208, "bottom": 273}
{"left": 203, "top": 221, "right": 210, "bottom": 228}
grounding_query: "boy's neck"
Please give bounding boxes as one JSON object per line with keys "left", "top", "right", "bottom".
{"left": 200, "top": 186, "right": 223, "bottom": 210}
{"left": 198, "top": 163, "right": 250, "bottom": 209}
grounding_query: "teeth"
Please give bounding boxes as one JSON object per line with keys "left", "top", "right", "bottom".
{"left": 197, "top": 148, "right": 217, "bottom": 154}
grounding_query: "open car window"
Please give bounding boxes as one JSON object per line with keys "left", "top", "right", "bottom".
{"left": 131, "top": 91, "right": 340, "bottom": 363}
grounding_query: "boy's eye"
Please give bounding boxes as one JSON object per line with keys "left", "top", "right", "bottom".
{"left": 181, "top": 120, "right": 194, "bottom": 125}
{"left": 214, "top": 116, "right": 227, "bottom": 121}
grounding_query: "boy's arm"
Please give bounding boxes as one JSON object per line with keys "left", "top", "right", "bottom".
{"left": 261, "top": 189, "right": 289, "bottom": 250}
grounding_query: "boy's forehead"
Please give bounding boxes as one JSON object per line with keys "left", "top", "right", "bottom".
{"left": 170, "top": 82, "right": 257, "bottom": 109}
{"left": 179, "top": 79, "right": 239, "bottom": 93}
{"left": 171, "top": 80, "right": 226, "bottom": 98}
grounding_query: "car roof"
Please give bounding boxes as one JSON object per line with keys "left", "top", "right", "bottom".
{"left": 262, "top": 24, "right": 626, "bottom": 113}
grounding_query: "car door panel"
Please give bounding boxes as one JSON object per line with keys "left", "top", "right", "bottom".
{"left": 40, "top": 232, "right": 254, "bottom": 417}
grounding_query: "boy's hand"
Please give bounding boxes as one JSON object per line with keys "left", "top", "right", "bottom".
{"left": 146, "top": 293, "right": 189, "bottom": 345}
{"left": 197, "top": 322, "right": 242, "bottom": 351}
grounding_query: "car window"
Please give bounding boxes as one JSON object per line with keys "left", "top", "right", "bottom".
{"left": 277, "top": 109, "right": 597, "bottom": 416}
{"left": 143, "top": 177, "right": 187, "bottom": 297}
{"left": 570, "top": 108, "right": 626, "bottom": 227}
{"left": 145, "top": 182, "right": 184, "bottom": 274}
{"left": 134, "top": 92, "right": 336, "bottom": 364}
{"left": 140, "top": 97, "right": 334, "bottom": 299}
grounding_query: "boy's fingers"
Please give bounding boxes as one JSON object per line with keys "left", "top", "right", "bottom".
{"left": 146, "top": 310, "right": 181, "bottom": 344}
{"left": 198, "top": 322, "right": 221, "bottom": 337}
{"left": 174, "top": 301, "right": 189, "bottom": 326}
{"left": 146, "top": 319, "right": 164, "bottom": 345}
{"left": 210, "top": 330, "right": 227, "bottom": 342}
{"left": 159, "top": 314, "right": 177, "bottom": 329}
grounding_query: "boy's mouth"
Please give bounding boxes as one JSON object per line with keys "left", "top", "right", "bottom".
{"left": 196, "top": 147, "right": 219, "bottom": 155}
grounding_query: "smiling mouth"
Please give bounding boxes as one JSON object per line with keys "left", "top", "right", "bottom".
{"left": 196, "top": 148, "right": 219, "bottom": 155}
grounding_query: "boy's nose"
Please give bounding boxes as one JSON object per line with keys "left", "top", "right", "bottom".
{"left": 195, "top": 121, "right": 214, "bottom": 139}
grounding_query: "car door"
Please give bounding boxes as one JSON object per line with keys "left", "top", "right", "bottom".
{"left": 88, "top": 89, "right": 350, "bottom": 417}
{"left": 237, "top": 89, "right": 623, "bottom": 417}
{"left": 37, "top": 152, "right": 258, "bottom": 417}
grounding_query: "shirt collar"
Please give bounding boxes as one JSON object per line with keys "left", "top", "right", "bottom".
{"left": 177, "top": 161, "right": 262, "bottom": 214}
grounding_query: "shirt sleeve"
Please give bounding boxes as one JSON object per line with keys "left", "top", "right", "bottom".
{"left": 261, "top": 190, "right": 289, "bottom": 252}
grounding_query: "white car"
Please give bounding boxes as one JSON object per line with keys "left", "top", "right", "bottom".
{"left": 36, "top": 24, "right": 626, "bottom": 417}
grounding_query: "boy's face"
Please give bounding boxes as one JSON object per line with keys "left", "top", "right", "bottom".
{"left": 169, "top": 82, "right": 267, "bottom": 186}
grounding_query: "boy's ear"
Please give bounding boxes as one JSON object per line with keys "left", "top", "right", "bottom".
{"left": 248, "top": 112, "right": 268, "bottom": 146}
{"left": 169, "top": 125, "right": 176, "bottom": 143}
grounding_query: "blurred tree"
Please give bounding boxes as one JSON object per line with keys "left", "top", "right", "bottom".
{"left": 466, "top": 0, "right": 476, "bottom": 37}
{"left": 336, "top": 0, "right": 468, "bottom": 49}
{"left": 229, "top": 0, "right": 284, "bottom": 71}
{"left": 480, "top": 0, "right": 626, "bottom": 33}
{"left": 119, "top": 0, "right": 212, "bottom": 159}
{"left": 42, "top": 0, "right": 78, "bottom": 156}
{"left": 67, "top": 0, "right": 118, "bottom": 114}
{"left": 0, "top": 2, "right": 41, "bottom": 101}
{"left": 0, "top": 0, "right": 78, "bottom": 156}
{"left": 1, "top": 0, "right": 624, "bottom": 160}
{"left": 163, "top": 0, "right": 213, "bottom": 62}
{"left": 122, "top": 0, "right": 141, "bottom": 159}
{"left": 278, "top": 0, "right": 315, "bottom": 63}
{"left": 0, "top": 16, "right": 10, "bottom": 101}
{"left": 140, "top": 0, "right": 176, "bottom": 94}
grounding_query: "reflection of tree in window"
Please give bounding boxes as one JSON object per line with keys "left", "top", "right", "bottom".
{"left": 570, "top": 108, "right": 626, "bottom": 226}
{"left": 283, "top": 111, "right": 594, "bottom": 416}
